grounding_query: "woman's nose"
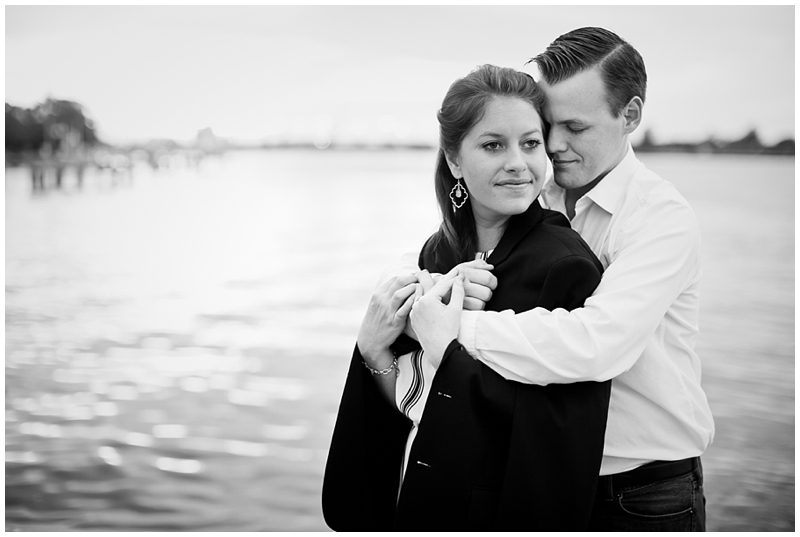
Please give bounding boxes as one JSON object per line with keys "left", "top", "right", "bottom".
{"left": 504, "top": 147, "right": 527, "bottom": 173}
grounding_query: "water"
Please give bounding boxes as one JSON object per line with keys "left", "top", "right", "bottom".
{"left": 5, "top": 150, "right": 794, "bottom": 531}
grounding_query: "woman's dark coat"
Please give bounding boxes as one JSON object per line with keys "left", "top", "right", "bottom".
{"left": 322, "top": 200, "right": 611, "bottom": 531}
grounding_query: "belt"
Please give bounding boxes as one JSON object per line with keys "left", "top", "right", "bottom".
{"left": 604, "top": 457, "right": 699, "bottom": 489}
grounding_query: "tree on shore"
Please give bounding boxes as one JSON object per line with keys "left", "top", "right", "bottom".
{"left": 5, "top": 99, "right": 100, "bottom": 154}
{"left": 635, "top": 128, "right": 794, "bottom": 156}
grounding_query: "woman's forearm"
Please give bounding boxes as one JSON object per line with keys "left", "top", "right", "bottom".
{"left": 359, "top": 345, "right": 398, "bottom": 406}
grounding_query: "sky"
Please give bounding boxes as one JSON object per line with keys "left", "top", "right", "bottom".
{"left": 5, "top": 4, "right": 796, "bottom": 146}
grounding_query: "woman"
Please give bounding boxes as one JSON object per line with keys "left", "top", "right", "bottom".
{"left": 322, "top": 65, "right": 611, "bottom": 531}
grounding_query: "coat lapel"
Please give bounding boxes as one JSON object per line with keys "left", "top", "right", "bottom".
{"left": 486, "top": 199, "right": 544, "bottom": 267}
{"left": 420, "top": 199, "right": 545, "bottom": 273}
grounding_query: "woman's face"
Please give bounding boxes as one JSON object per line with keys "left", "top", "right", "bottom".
{"left": 446, "top": 96, "right": 547, "bottom": 227}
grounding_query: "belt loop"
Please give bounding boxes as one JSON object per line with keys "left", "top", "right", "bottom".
{"left": 600, "top": 474, "right": 614, "bottom": 499}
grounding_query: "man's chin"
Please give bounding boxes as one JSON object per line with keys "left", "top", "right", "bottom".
{"left": 553, "top": 173, "right": 581, "bottom": 190}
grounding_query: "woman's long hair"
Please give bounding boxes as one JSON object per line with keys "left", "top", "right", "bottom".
{"left": 434, "top": 64, "right": 547, "bottom": 262}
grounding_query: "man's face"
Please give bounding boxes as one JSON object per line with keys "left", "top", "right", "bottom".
{"left": 540, "top": 66, "right": 630, "bottom": 192}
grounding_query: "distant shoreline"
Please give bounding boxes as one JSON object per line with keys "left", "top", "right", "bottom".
{"left": 5, "top": 140, "right": 795, "bottom": 170}
{"left": 240, "top": 142, "right": 795, "bottom": 157}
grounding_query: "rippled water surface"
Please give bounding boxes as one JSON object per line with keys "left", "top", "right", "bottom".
{"left": 5, "top": 150, "right": 794, "bottom": 531}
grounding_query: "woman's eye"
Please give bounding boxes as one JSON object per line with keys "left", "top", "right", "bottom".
{"left": 483, "top": 142, "right": 501, "bottom": 151}
{"left": 523, "top": 139, "right": 541, "bottom": 149}
{"left": 568, "top": 127, "right": 586, "bottom": 134}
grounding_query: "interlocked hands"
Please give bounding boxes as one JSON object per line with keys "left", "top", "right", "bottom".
{"left": 357, "top": 260, "right": 496, "bottom": 371}
{"left": 409, "top": 270, "right": 465, "bottom": 368}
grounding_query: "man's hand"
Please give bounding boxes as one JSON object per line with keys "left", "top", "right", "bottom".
{"left": 357, "top": 274, "right": 417, "bottom": 369}
{"left": 403, "top": 259, "right": 496, "bottom": 340}
{"left": 410, "top": 272, "right": 465, "bottom": 369}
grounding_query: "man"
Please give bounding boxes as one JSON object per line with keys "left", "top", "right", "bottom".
{"left": 432, "top": 27, "right": 713, "bottom": 531}
{"left": 400, "top": 27, "right": 713, "bottom": 531}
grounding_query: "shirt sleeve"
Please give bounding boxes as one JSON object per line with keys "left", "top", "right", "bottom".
{"left": 394, "top": 349, "right": 437, "bottom": 425}
{"left": 459, "top": 195, "right": 701, "bottom": 385}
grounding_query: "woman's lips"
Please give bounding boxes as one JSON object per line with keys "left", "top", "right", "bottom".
{"left": 496, "top": 180, "right": 532, "bottom": 189}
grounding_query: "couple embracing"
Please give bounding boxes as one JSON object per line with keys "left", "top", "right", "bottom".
{"left": 323, "top": 27, "right": 714, "bottom": 532}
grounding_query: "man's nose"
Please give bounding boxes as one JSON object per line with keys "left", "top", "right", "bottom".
{"left": 547, "top": 128, "right": 567, "bottom": 154}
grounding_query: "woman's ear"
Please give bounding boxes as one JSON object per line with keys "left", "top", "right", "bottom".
{"left": 444, "top": 151, "right": 462, "bottom": 179}
{"left": 622, "top": 96, "right": 643, "bottom": 134}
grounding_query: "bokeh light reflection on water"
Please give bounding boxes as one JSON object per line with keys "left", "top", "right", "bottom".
{"left": 6, "top": 149, "right": 441, "bottom": 531}
{"left": 5, "top": 149, "right": 794, "bottom": 531}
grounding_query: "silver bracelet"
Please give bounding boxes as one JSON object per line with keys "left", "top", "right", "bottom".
{"left": 362, "top": 357, "right": 399, "bottom": 376}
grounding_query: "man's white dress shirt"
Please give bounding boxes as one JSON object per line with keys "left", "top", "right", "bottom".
{"left": 457, "top": 146, "right": 714, "bottom": 475}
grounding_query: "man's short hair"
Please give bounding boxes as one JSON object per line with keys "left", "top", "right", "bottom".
{"left": 532, "top": 27, "right": 647, "bottom": 116}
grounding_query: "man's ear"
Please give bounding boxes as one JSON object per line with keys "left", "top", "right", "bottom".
{"left": 622, "top": 96, "right": 643, "bottom": 134}
{"left": 444, "top": 151, "right": 462, "bottom": 179}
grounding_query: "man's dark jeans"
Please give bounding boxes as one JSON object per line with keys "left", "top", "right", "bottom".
{"left": 588, "top": 458, "right": 706, "bottom": 531}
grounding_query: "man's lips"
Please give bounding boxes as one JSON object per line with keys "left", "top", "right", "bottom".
{"left": 552, "top": 159, "right": 576, "bottom": 168}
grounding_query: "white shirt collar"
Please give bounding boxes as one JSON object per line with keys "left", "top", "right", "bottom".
{"left": 540, "top": 143, "right": 638, "bottom": 217}
{"left": 583, "top": 143, "right": 638, "bottom": 216}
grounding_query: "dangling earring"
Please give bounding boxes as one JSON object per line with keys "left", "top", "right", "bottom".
{"left": 450, "top": 178, "right": 468, "bottom": 212}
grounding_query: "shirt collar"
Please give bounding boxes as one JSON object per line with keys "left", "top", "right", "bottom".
{"left": 540, "top": 143, "right": 638, "bottom": 217}
{"left": 582, "top": 143, "right": 638, "bottom": 215}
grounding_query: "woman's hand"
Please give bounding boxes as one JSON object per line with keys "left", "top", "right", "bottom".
{"left": 410, "top": 272, "right": 465, "bottom": 369}
{"left": 453, "top": 259, "right": 496, "bottom": 311}
{"left": 357, "top": 274, "right": 418, "bottom": 370}
{"left": 401, "top": 269, "right": 435, "bottom": 341}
